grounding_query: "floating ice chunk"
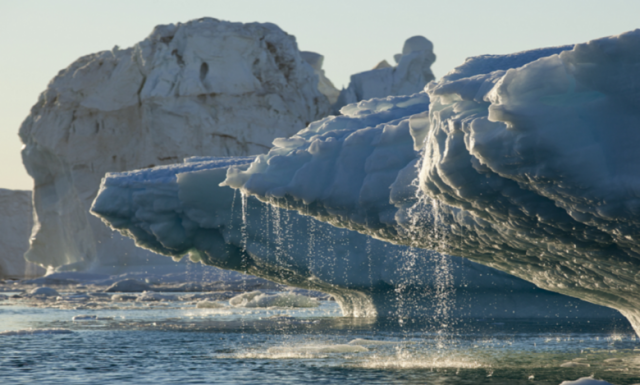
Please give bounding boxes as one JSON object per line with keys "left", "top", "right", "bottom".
{"left": 603, "top": 358, "right": 623, "bottom": 364}
{"left": 105, "top": 279, "right": 151, "bottom": 293}
{"left": 0, "top": 328, "right": 73, "bottom": 336}
{"left": 560, "top": 361, "right": 591, "bottom": 368}
{"left": 56, "top": 294, "right": 90, "bottom": 302}
{"left": 137, "top": 291, "right": 175, "bottom": 302}
{"left": 196, "top": 300, "right": 225, "bottom": 309}
{"left": 72, "top": 315, "right": 98, "bottom": 321}
{"left": 228, "top": 291, "right": 263, "bottom": 307}
{"left": 244, "top": 293, "right": 319, "bottom": 308}
{"left": 559, "top": 378, "right": 613, "bottom": 385}
{"left": 267, "top": 344, "right": 368, "bottom": 355}
{"left": 111, "top": 294, "right": 137, "bottom": 302}
{"left": 229, "top": 291, "right": 318, "bottom": 308}
{"left": 348, "top": 338, "right": 401, "bottom": 346}
{"left": 29, "top": 287, "right": 59, "bottom": 296}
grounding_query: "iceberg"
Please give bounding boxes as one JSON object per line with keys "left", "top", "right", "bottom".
{"left": 19, "top": 18, "right": 331, "bottom": 273}
{"left": 0, "top": 189, "right": 45, "bottom": 279}
{"left": 91, "top": 156, "right": 618, "bottom": 319}
{"left": 219, "top": 30, "right": 640, "bottom": 333}
{"left": 333, "top": 36, "right": 436, "bottom": 112}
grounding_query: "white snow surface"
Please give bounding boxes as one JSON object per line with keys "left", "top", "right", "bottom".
{"left": 91, "top": 156, "right": 619, "bottom": 319}
{"left": 333, "top": 36, "right": 436, "bottom": 112}
{"left": 0, "top": 189, "right": 45, "bottom": 279}
{"left": 19, "top": 17, "right": 331, "bottom": 273}
{"left": 220, "top": 30, "right": 640, "bottom": 333}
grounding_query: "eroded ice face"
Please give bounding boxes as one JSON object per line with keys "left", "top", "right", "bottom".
{"left": 221, "top": 30, "right": 640, "bottom": 333}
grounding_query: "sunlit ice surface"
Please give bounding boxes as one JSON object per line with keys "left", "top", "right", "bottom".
{"left": 2, "top": 282, "right": 640, "bottom": 384}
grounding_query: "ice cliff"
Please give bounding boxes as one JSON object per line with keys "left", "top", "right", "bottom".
{"left": 301, "top": 51, "right": 340, "bottom": 105}
{"left": 219, "top": 30, "right": 640, "bottom": 333}
{"left": 333, "top": 36, "right": 436, "bottom": 112}
{"left": 91, "top": 157, "right": 617, "bottom": 319}
{"left": 0, "top": 189, "right": 45, "bottom": 278}
{"left": 19, "top": 18, "right": 331, "bottom": 272}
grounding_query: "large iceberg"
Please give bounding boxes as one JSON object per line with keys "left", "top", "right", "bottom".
{"left": 333, "top": 36, "right": 436, "bottom": 112}
{"left": 91, "top": 153, "right": 618, "bottom": 319}
{"left": 218, "top": 30, "right": 640, "bottom": 333}
{"left": 19, "top": 18, "right": 331, "bottom": 272}
{"left": 0, "top": 189, "right": 45, "bottom": 278}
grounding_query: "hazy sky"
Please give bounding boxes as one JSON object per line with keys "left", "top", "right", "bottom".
{"left": 1, "top": 0, "right": 639, "bottom": 190}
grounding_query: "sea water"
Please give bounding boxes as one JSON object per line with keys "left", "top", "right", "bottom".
{"left": 1, "top": 282, "right": 639, "bottom": 385}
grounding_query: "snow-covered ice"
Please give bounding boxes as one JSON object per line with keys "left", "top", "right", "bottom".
{"left": 19, "top": 18, "right": 331, "bottom": 274}
{"left": 219, "top": 29, "right": 640, "bottom": 333}
{"left": 91, "top": 156, "right": 619, "bottom": 319}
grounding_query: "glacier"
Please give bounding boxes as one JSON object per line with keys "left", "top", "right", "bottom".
{"left": 218, "top": 30, "right": 640, "bottom": 333}
{"left": 18, "top": 18, "right": 331, "bottom": 272}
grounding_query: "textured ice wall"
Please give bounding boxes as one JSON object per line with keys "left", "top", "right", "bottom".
{"left": 301, "top": 51, "right": 340, "bottom": 105}
{"left": 91, "top": 157, "right": 617, "bottom": 319}
{"left": 19, "top": 18, "right": 330, "bottom": 272}
{"left": 223, "top": 31, "right": 640, "bottom": 332}
{"left": 0, "top": 189, "right": 45, "bottom": 278}
{"left": 333, "top": 36, "right": 436, "bottom": 112}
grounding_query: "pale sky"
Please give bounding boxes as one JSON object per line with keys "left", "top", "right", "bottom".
{"left": 1, "top": 0, "right": 639, "bottom": 190}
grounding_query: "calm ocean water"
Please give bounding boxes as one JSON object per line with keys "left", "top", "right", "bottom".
{"left": 1, "top": 286, "right": 639, "bottom": 385}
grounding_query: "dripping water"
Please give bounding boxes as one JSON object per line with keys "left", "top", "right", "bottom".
{"left": 240, "top": 192, "right": 249, "bottom": 252}
{"left": 229, "top": 189, "right": 238, "bottom": 232}
{"left": 430, "top": 198, "right": 455, "bottom": 351}
{"left": 307, "top": 212, "right": 317, "bottom": 279}
{"left": 271, "top": 203, "right": 284, "bottom": 269}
